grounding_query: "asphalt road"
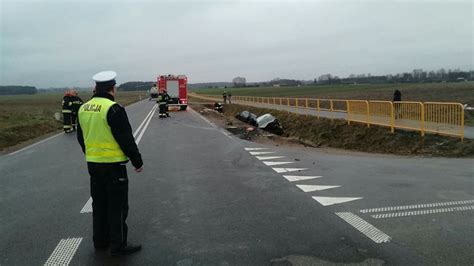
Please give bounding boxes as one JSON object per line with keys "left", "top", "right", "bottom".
{"left": 0, "top": 100, "right": 473, "bottom": 265}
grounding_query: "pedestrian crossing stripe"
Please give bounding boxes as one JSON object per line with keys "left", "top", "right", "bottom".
{"left": 272, "top": 168, "right": 307, "bottom": 173}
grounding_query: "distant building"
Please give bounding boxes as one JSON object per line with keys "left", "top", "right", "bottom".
{"left": 232, "top": 76, "right": 246, "bottom": 87}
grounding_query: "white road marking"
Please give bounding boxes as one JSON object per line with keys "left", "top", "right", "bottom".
{"left": 249, "top": 151, "right": 276, "bottom": 155}
{"left": 313, "top": 196, "right": 363, "bottom": 206}
{"left": 273, "top": 168, "right": 308, "bottom": 173}
{"left": 262, "top": 161, "right": 294, "bottom": 166}
{"left": 44, "top": 237, "right": 83, "bottom": 265}
{"left": 256, "top": 156, "right": 285, "bottom": 160}
{"left": 360, "top": 199, "right": 474, "bottom": 213}
{"left": 283, "top": 175, "right": 323, "bottom": 182}
{"left": 245, "top": 147, "right": 268, "bottom": 151}
{"left": 371, "top": 205, "right": 474, "bottom": 219}
{"left": 296, "top": 185, "right": 340, "bottom": 192}
{"left": 133, "top": 104, "right": 157, "bottom": 138}
{"left": 336, "top": 212, "right": 391, "bottom": 244}
{"left": 220, "top": 129, "right": 232, "bottom": 137}
{"left": 188, "top": 106, "right": 216, "bottom": 128}
{"left": 80, "top": 197, "right": 92, "bottom": 213}
{"left": 188, "top": 106, "right": 233, "bottom": 139}
{"left": 8, "top": 132, "right": 64, "bottom": 156}
{"left": 135, "top": 105, "right": 157, "bottom": 145}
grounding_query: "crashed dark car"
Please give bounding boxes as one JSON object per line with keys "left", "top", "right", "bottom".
{"left": 236, "top": 111, "right": 258, "bottom": 126}
{"left": 256, "top": 114, "right": 283, "bottom": 135}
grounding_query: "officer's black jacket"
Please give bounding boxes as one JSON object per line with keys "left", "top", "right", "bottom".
{"left": 77, "top": 92, "right": 143, "bottom": 169}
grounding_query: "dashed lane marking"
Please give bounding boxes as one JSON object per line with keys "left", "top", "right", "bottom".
{"left": 256, "top": 156, "right": 285, "bottom": 160}
{"left": 371, "top": 205, "right": 474, "bottom": 219}
{"left": 80, "top": 197, "right": 92, "bottom": 213}
{"left": 273, "top": 168, "right": 308, "bottom": 173}
{"left": 336, "top": 212, "right": 391, "bottom": 244}
{"left": 262, "top": 161, "right": 294, "bottom": 166}
{"left": 283, "top": 175, "right": 323, "bottom": 182}
{"left": 245, "top": 147, "right": 268, "bottom": 151}
{"left": 296, "top": 185, "right": 341, "bottom": 192}
{"left": 249, "top": 151, "right": 276, "bottom": 155}
{"left": 360, "top": 199, "right": 474, "bottom": 213}
{"left": 313, "top": 196, "right": 363, "bottom": 206}
{"left": 44, "top": 237, "right": 82, "bottom": 265}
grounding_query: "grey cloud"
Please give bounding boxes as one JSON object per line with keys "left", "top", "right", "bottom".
{"left": 1, "top": 0, "right": 472, "bottom": 87}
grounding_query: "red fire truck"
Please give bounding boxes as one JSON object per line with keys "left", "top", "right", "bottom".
{"left": 157, "top": 74, "right": 188, "bottom": 110}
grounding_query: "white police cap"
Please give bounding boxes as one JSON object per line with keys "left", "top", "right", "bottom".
{"left": 92, "top": 71, "right": 117, "bottom": 83}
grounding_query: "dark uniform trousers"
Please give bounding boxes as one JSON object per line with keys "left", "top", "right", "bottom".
{"left": 158, "top": 103, "right": 166, "bottom": 116}
{"left": 88, "top": 162, "right": 129, "bottom": 249}
{"left": 63, "top": 112, "right": 72, "bottom": 131}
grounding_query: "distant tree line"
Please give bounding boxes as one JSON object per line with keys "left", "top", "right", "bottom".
{"left": 315, "top": 69, "right": 474, "bottom": 85}
{"left": 118, "top": 81, "right": 154, "bottom": 91}
{"left": 0, "top": 86, "right": 38, "bottom": 95}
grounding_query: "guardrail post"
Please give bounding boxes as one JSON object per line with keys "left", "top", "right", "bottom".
{"left": 305, "top": 99, "right": 309, "bottom": 117}
{"left": 366, "top": 100, "right": 370, "bottom": 128}
{"left": 390, "top": 102, "right": 394, "bottom": 133}
{"left": 346, "top": 100, "right": 351, "bottom": 125}
{"left": 420, "top": 103, "right": 425, "bottom": 137}
{"left": 317, "top": 99, "right": 320, "bottom": 119}
{"left": 330, "top": 100, "right": 334, "bottom": 112}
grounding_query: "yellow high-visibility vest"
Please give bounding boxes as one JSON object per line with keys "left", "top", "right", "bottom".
{"left": 78, "top": 97, "right": 127, "bottom": 163}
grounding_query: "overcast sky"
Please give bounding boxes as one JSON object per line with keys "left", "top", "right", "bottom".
{"left": 1, "top": 0, "right": 472, "bottom": 88}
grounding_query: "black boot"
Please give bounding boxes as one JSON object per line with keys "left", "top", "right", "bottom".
{"left": 110, "top": 243, "right": 142, "bottom": 256}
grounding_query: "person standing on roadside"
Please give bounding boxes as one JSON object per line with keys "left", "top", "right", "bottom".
{"left": 228, "top": 92, "right": 232, "bottom": 104}
{"left": 70, "top": 89, "right": 83, "bottom": 131}
{"left": 62, "top": 89, "right": 74, "bottom": 133}
{"left": 222, "top": 91, "right": 227, "bottom": 104}
{"left": 393, "top": 89, "right": 402, "bottom": 119}
{"left": 77, "top": 71, "right": 144, "bottom": 256}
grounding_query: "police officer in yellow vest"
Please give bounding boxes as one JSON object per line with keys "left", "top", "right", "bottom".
{"left": 77, "top": 71, "right": 143, "bottom": 256}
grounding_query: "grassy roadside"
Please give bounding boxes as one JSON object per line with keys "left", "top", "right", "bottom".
{"left": 0, "top": 91, "right": 146, "bottom": 151}
{"left": 210, "top": 102, "right": 474, "bottom": 157}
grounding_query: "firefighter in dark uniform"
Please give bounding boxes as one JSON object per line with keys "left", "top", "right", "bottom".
{"left": 157, "top": 91, "right": 166, "bottom": 118}
{"left": 158, "top": 90, "right": 170, "bottom": 118}
{"left": 62, "top": 89, "right": 74, "bottom": 133}
{"left": 70, "top": 89, "right": 83, "bottom": 131}
{"left": 163, "top": 90, "right": 171, "bottom": 117}
{"left": 77, "top": 71, "right": 143, "bottom": 256}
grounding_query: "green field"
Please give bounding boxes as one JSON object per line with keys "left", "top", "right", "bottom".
{"left": 194, "top": 82, "right": 474, "bottom": 105}
{"left": 0, "top": 91, "right": 146, "bottom": 151}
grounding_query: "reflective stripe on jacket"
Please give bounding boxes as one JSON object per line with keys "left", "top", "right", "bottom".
{"left": 78, "top": 97, "right": 127, "bottom": 163}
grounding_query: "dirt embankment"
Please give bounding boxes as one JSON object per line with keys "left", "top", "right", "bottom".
{"left": 192, "top": 102, "right": 474, "bottom": 157}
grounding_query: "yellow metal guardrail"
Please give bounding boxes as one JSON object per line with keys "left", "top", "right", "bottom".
{"left": 189, "top": 93, "right": 465, "bottom": 140}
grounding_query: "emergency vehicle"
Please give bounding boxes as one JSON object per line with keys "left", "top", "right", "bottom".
{"left": 157, "top": 74, "right": 188, "bottom": 110}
